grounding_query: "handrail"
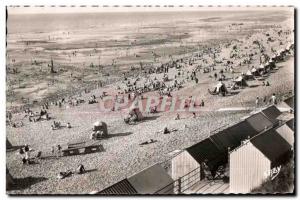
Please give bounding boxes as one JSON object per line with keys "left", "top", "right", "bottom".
{"left": 154, "top": 166, "right": 201, "bottom": 194}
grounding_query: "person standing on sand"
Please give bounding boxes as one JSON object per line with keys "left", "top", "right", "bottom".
{"left": 270, "top": 93, "right": 277, "bottom": 105}
{"left": 263, "top": 96, "right": 267, "bottom": 104}
{"left": 192, "top": 112, "right": 196, "bottom": 118}
{"left": 24, "top": 144, "right": 30, "bottom": 160}
{"left": 255, "top": 97, "right": 260, "bottom": 108}
{"left": 51, "top": 146, "right": 55, "bottom": 155}
{"left": 57, "top": 145, "right": 62, "bottom": 158}
{"left": 214, "top": 73, "right": 218, "bottom": 80}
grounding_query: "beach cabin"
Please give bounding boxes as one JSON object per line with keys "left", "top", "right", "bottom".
{"left": 260, "top": 105, "right": 282, "bottom": 125}
{"left": 171, "top": 138, "right": 225, "bottom": 191}
{"left": 171, "top": 150, "right": 200, "bottom": 184}
{"left": 95, "top": 179, "right": 137, "bottom": 195}
{"left": 127, "top": 163, "right": 174, "bottom": 194}
{"left": 229, "top": 129, "right": 292, "bottom": 193}
{"left": 171, "top": 120, "right": 260, "bottom": 192}
{"left": 245, "top": 112, "right": 274, "bottom": 132}
{"left": 276, "top": 118, "right": 294, "bottom": 147}
{"left": 97, "top": 163, "right": 174, "bottom": 194}
{"left": 210, "top": 120, "right": 259, "bottom": 153}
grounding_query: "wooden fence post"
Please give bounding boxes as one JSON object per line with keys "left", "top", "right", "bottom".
{"left": 178, "top": 177, "right": 182, "bottom": 194}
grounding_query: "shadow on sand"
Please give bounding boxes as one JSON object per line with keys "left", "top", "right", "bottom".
{"left": 107, "top": 132, "right": 133, "bottom": 138}
{"left": 142, "top": 115, "right": 160, "bottom": 122}
{"left": 6, "top": 145, "right": 25, "bottom": 152}
{"left": 249, "top": 84, "right": 260, "bottom": 88}
{"left": 81, "top": 168, "right": 98, "bottom": 174}
{"left": 227, "top": 91, "right": 240, "bottom": 96}
{"left": 7, "top": 176, "right": 48, "bottom": 191}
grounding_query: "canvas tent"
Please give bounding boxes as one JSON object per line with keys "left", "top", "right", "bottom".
{"left": 127, "top": 101, "right": 144, "bottom": 120}
{"left": 256, "top": 64, "right": 267, "bottom": 74}
{"left": 215, "top": 82, "right": 227, "bottom": 92}
{"left": 208, "top": 82, "right": 228, "bottom": 96}
{"left": 128, "top": 108, "right": 143, "bottom": 120}
{"left": 251, "top": 67, "right": 260, "bottom": 76}
{"left": 264, "top": 61, "right": 275, "bottom": 70}
{"left": 233, "top": 76, "right": 248, "bottom": 87}
{"left": 244, "top": 70, "right": 254, "bottom": 80}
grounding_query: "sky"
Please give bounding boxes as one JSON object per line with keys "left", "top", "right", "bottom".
{"left": 7, "top": 5, "right": 293, "bottom": 15}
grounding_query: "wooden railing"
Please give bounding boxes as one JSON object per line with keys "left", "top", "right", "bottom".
{"left": 154, "top": 166, "right": 201, "bottom": 194}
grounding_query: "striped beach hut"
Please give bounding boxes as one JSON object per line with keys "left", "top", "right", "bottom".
{"left": 171, "top": 120, "right": 259, "bottom": 188}
{"left": 229, "top": 129, "right": 292, "bottom": 193}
